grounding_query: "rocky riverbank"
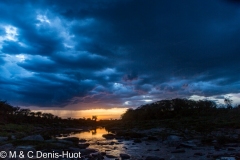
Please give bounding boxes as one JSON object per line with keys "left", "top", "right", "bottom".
{"left": 1, "top": 126, "right": 240, "bottom": 160}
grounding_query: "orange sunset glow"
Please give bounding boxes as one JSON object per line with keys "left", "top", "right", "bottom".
{"left": 32, "top": 108, "right": 128, "bottom": 120}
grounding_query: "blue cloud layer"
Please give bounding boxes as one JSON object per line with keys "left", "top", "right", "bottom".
{"left": 0, "top": 0, "right": 240, "bottom": 108}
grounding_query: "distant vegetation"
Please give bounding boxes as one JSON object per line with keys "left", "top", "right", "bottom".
{"left": 1, "top": 98, "right": 240, "bottom": 132}
{"left": 2, "top": 98, "right": 240, "bottom": 146}
{"left": 0, "top": 100, "right": 101, "bottom": 127}
{"left": 119, "top": 98, "right": 240, "bottom": 132}
{"left": 121, "top": 98, "right": 240, "bottom": 120}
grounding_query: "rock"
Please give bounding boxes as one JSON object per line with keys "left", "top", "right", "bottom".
{"left": 22, "top": 134, "right": 44, "bottom": 141}
{"left": 0, "top": 143, "right": 14, "bottom": 151}
{"left": 180, "top": 142, "right": 197, "bottom": 148}
{"left": 171, "top": 149, "right": 186, "bottom": 153}
{"left": 145, "top": 156, "right": 165, "bottom": 160}
{"left": 78, "top": 143, "right": 90, "bottom": 149}
{"left": 45, "top": 139, "right": 57, "bottom": 143}
{"left": 219, "top": 157, "right": 236, "bottom": 160}
{"left": 212, "top": 153, "right": 231, "bottom": 159}
{"left": 109, "top": 141, "right": 115, "bottom": 145}
{"left": 106, "top": 154, "right": 117, "bottom": 158}
{"left": 235, "top": 153, "right": 240, "bottom": 159}
{"left": 133, "top": 139, "right": 142, "bottom": 143}
{"left": 15, "top": 145, "right": 35, "bottom": 151}
{"left": 224, "top": 143, "right": 238, "bottom": 147}
{"left": 214, "top": 145, "right": 222, "bottom": 150}
{"left": 165, "top": 135, "right": 182, "bottom": 146}
{"left": 194, "top": 152, "right": 204, "bottom": 156}
{"left": 148, "top": 136, "right": 158, "bottom": 141}
{"left": 62, "top": 137, "right": 79, "bottom": 143}
{"left": 102, "top": 134, "right": 115, "bottom": 139}
{"left": 227, "top": 147, "right": 236, "bottom": 151}
{"left": 57, "top": 139, "right": 74, "bottom": 145}
{"left": 51, "top": 143, "right": 67, "bottom": 148}
{"left": 90, "top": 152, "right": 101, "bottom": 157}
{"left": 34, "top": 127, "right": 43, "bottom": 130}
{"left": 11, "top": 135, "right": 16, "bottom": 140}
{"left": 79, "top": 139, "right": 87, "bottom": 142}
{"left": 120, "top": 153, "right": 130, "bottom": 159}
{"left": 15, "top": 145, "right": 36, "bottom": 154}
{"left": 167, "top": 135, "right": 181, "bottom": 141}
{"left": 57, "top": 139, "right": 73, "bottom": 145}
{"left": 69, "top": 147, "right": 81, "bottom": 152}
{"left": 80, "top": 148, "right": 98, "bottom": 155}
{"left": 0, "top": 136, "right": 8, "bottom": 142}
{"left": 101, "top": 152, "right": 106, "bottom": 156}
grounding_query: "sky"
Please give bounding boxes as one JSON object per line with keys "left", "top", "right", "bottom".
{"left": 1, "top": 0, "right": 240, "bottom": 113}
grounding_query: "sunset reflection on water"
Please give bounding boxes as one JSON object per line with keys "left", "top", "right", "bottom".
{"left": 70, "top": 128, "right": 109, "bottom": 139}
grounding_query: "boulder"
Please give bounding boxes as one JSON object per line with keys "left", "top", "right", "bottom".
{"left": 109, "top": 141, "right": 115, "bottom": 145}
{"left": 148, "top": 136, "right": 158, "bottom": 141}
{"left": 106, "top": 154, "right": 117, "bottom": 158}
{"left": 79, "top": 139, "right": 87, "bottom": 142}
{"left": 51, "top": 143, "right": 68, "bottom": 148}
{"left": 164, "top": 135, "right": 182, "bottom": 146}
{"left": 180, "top": 142, "right": 197, "bottom": 148}
{"left": 145, "top": 156, "right": 165, "bottom": 160}
{"left": 0, "top": 136, "right": 8, "bottom": 142}
{"left": 194, "top": 152, "right": 204, "bottom": 156}
{"left": 15, "top": 145, "right": 36, "bottom": 154}
{"left": 0, "top": 143, "right": 14, "bottom": 151}
{"left": 102, "top": 134, "right": 115, "bottom": 139}
{"left": 171, "top": 149, "right": 186, "bottom": 153}
{"left": 227, "top": 148, "right": 236, "bottom": 151}
{"left": 120, "top": 153, "right": 130, "bottom": 159}
{"left": 80, "top": 148, "right": 98, "bottom": 155}
{"left": 57, "top": 139, "right": 74, "bottom": 145}
{"left": 78, "top": 143, "right": 90, "bottom": 149}
{"left": 219, "top": 157, "right": 236, "bottom": 160}
{"left": 22, "top": 135, "right": 44, "bottom": 141}
{"left": 62, "top": 137, "right": 79, "bottom": 144}
{"left": 69, "top": 147, "right": 81, "bottom": 152}
{"left": 133, "top": 139, "right": 142, "bottom": 143}
{"left": 166, "top": 135, "right": 181, "bottom": 142}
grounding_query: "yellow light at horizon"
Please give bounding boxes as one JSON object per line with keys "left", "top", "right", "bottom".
{"left": 31, "top": 108, "right": 127, "bottom": 120}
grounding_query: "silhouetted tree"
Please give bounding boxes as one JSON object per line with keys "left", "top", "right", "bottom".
{"left": 224, "top": 98, "right": 233, "bottom": 109}
{"left": 92, "top": 115, "right": 97, "bottom": 121}
{"left": 29, "top": 112, "right": 36, "bottom": 117}
{"left": 19, "top": 109, "right": 31, "bottom": 116}
{"left": 35, "top": 111, "right": 42, "bottom": 118}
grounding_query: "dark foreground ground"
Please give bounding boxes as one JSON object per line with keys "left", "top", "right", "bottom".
{"left": 0, "top": 120, "right": 240, "bottom": 160}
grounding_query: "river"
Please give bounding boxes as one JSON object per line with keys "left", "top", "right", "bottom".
{"left": 64, "top": 127, "right": 167, "bottom": 159}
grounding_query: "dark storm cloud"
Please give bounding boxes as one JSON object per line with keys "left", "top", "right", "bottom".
{"left": 51, "top": 51, "right": 111, "bottom": 70}
{"left": 224, "top": 0, "right": 240, "bottom": 4}
{"left": 0, "top": 54, "right": 5, "bottom": 65}
{"left": 1, "top": 26, "right": 64, "bottom": 56}
{"left": 18, "top": 56, "right": 57, "bottom": 73}
{"left": 0, "top": 0, "right": 240, "bottom": 108}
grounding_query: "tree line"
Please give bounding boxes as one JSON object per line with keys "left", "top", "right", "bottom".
{"left": 121, "top": 98, "right": 240, "bottom": 121}
{"left": 0, "top": 100, "right": 98, "bottom": 127}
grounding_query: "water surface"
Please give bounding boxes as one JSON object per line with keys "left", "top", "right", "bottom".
{"left": 68, "top": 128, "right": 165, "bottom": 159}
